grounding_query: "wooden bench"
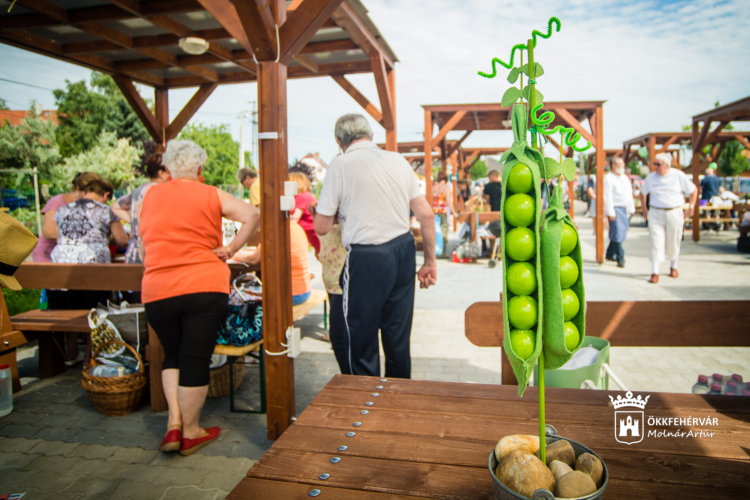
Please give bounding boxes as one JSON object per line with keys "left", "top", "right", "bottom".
{"left": 7, "top": 262, "right": 256, "bottom": 411}
{"left": 464, "top": 299, "right": 750, "bottom": 385}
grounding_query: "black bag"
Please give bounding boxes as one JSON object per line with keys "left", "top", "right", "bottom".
{"left": 738, "top": 235, "right": 750, "bottom": 253}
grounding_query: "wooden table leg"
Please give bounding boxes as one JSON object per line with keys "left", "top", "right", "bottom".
{"left": 147, "top": 324, "right": 167, "bottom": 412}
{"left": 31, "top": 332, "right": 66, "bottom": 379}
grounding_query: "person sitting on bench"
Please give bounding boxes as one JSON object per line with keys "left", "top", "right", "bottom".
{"left": 233, "top": 219, "right": 312, "bottom": 305}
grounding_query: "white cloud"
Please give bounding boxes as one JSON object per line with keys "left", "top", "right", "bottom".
{"left": 1, "top": 0, "right": 748, "bottom": 165}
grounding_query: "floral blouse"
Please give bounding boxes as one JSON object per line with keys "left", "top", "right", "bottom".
{"left": 50, "top": 199, "right": 117, "bottom": 264}
{"left": 319, "top": 225, "right": 347, "bottom": 295}
{"left": 116, "top": 182, "right": 155, "bottom": 263}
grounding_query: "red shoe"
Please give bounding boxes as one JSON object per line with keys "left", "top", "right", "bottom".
{"left": 180, "top": 427, "right": 221, "bottom": 456}
{"left": 648, "top": 274, "right": 659, "bottom": 284}
{"left": 670, "top": 268, "right": 679, "bottom": 278}
{"left": 160, "top": 428, "right": 182, "bottom": 452}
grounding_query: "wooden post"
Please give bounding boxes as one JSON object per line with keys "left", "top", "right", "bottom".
{"left": 258, "top": 0, "right": 295, "bottom": 440}
{"left": 648, "top": 135, "right": 656, "bottom": 172}
{"left": 424, "top": 110, "right": 433, "bottom": 204}
{"left": 385, "top": 67, "right": 397, "bottom": 152}
{"left": 450, "top": 149, "right": 458, "bottom": 231}
{"left": 440, "top": 138, "right": 447, "bottom": 172}
{"left": 692, "top": 119, "right": 702, "bottom": 243}
{"left": 155, "top": 87, "right": 168, "bottom": 152}
{"left": 595, "top": 105, "right": 605, "bottom": 264}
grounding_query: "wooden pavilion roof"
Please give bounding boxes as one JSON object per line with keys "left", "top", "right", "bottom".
{"left": 0, "top": 0, "right": 398, "bottom": 89}
{"left": 693, "top": 96, "right": 750, "bottom": 124}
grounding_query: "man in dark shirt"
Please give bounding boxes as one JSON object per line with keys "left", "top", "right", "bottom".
{"left": 483, "top": 169, "right": 502, "bottom": 211}
{"left": 700, "top": 164, "right": 721, "bottom": 200}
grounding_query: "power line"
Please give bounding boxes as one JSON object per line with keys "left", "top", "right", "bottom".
{"left": 0, "top": 77, "right": 54, "bottom": 91}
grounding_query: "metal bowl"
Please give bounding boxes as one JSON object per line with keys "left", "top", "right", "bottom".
{"left": 488, "top": 425, "right": 608, "bottom": 500}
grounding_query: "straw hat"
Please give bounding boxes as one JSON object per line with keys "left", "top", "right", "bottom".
{"left": 0, "top": 212, "right": 38, "bottom": 290}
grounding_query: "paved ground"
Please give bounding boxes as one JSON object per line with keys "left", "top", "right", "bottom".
{"left": 2, "top": 204, "right": 748, "bottom": 498}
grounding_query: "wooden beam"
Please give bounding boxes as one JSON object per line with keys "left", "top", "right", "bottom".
{"left": 113, "top": 76, "right": 161, "bottom": 142}
{"left": 461, "top": 150, "right": 480, "bottom": 170}
{"left": 555, "top": 107, "right": 596, "bottom": 146}
{"left": 694, "top": 119, "right": 711, "bottom": 153}
{"left": 446, "top": 131, "right": 472, "bottom": 157}
{"left": 279, "top": 0, "right": 344, "bottom": 65}
{"left": 331, "top": 1, "right": 393, "bottom": 68}
{"left": 658, "top": 134, "right": 679, "bottom": 152}
{"left": 735, "top": 134, "right": 750, "bottom": 150}
{"left": 594, "top": 105, "right": 604, "bottom": 264}
{"left": 703, "top": 121, "right": 729, "bottom": 147}
{"left": 293, "top": 54, "right": 319, "bottom": 73}
{"left": 386, "top": 66, "right": 397, "bottom": 152}
{"left": 258, "top": 0, "right": 295, "bottom": 440}
{"left": 431, "top": 110, "right": 467, "bottom": 150}
{"left": 424, "top": 111, "right": 433, "bottom": 204}
{"left": 300, "top": 38, "right": 358, "bottom": 54}
{"left": 234, "top": 0, "right": 278, "bottom": 61}
{"left": 370, "top": 51, "right": 395, "bottom": 133}
{"left": 692, "top": 119, "right": 701, "bottom": 242}
{"left": 165, "top": 83, "right": 217, "bottom": 141}
{"left": 331, "top": 75, "right": 382, "bottom": 125}
{"left": 154, "top": 87, "right": 168, "bottom": 151}
{"left": 196, "top": 0, "right": 255, "bottom": 55}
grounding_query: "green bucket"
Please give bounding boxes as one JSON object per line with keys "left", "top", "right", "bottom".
{"left": 532, "top": 336, "right": 610, "bottom": 390}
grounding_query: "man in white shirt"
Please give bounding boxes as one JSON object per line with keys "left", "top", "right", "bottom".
{"left": 314, "top": 114, "right": 437, "bottom": 379}
{"left": 603, "top": 158, "right": 636, "bottom": 268}
{"left": 640, "top": 153, "right": 698, "bottom": 283}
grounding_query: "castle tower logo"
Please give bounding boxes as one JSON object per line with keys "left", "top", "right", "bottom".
{"left": 609, "top": 391, "right": 650, "bottom": 445}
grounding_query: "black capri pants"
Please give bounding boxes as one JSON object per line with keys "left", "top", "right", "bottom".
{"left": 144, "top": 292, "right": 227, "bottom": 387}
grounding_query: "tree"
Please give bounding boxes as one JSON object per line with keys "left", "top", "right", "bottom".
{"left": 470, "top": 158, "right": 488, "bottom": 180}
{"left": 53, "top": 130, "right": 144, "bottom": 191}
{"left": 178, "top": 123, "right": 242, "bottom": 186}
{"left": 0, "top": 105, "right": 60, "bottom": 192}
{"left": 717, "top": 140, "right": 749, "bottom": 193}
{"left": 0, "top": 98, "right": 8, "bottom": 111}
{"left": 53, "top": 72, "right": 150, "bottom": 158}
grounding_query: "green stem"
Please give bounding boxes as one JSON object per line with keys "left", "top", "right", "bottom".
{"left": 528, "top": 35, "right": 546, "bottom": 465}
{"left": 519, "top": 51, "right": 524, "bottom": 96}
{"left": 538, "top": 351, "right": 546, "bottom": 464}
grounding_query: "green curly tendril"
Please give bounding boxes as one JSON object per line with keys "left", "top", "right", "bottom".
{"left": 531, "top": 104, "right": 592, "bottom": 152}
{"left": 478, "top": 17, "right": 561, "bottom": 78}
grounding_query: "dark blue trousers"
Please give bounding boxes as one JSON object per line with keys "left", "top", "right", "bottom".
{"left": 334, "top": 232, "right": 416, "bottom": 379}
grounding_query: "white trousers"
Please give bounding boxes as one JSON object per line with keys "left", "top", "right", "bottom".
{"left": 648, "top": 208, "right": 683, "bottom": 263}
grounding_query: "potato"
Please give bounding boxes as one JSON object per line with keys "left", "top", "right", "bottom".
{"left": 535, "top": 439, "right": 575, "bottom": 467}
{"left": 556, "top": 470, "right": 597, "bottom": 498}
{"left": 495, "top": 450, "right": 555, "bottom": 498}
{"left": 575, "top": 453, "right": 603, "bottom": 486}
{"left": 494, "top": 434, "right": 540, "bottom": 462}
{"left": 548, "top": 460, "right": 573, "bottom": 482}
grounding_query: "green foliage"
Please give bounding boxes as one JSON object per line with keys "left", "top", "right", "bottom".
{"left": 54, "top": 72, "right": 150, "bottom": 158}
{"left": 0, "top": 98, "right": 8, "bottom": 110}
{"left": 0, "top": 106, "right": 61, "bottom": 191}
{"left": 3, "top": 288, "right": 42, "bottom": 316}
{"left": 9, "top": 208, "right": 39, "bottom": 236}
{"left": 178, "top": 123, "right": 240, "bottom": 186}
{"left": 470, "top": 158, "right": 488, "bottom": 180}
{"left": 53, "top": 130, "right": 144, "bottom": 190}
{"left": 718, "top": 140, "right": 749, "bottom": 178}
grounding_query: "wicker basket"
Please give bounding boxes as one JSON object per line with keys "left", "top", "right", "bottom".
{"left": 81, "top": 340, "right": 147, "bottom": 416}
{"left": 207, "top": 358, "right": 245, "bottom": 398}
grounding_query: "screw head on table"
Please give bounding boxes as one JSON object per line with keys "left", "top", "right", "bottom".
{"left": 319, "top": 473, "right": 330, "bottom": 480}
{"left": 353, "top": 422, "right": 362, "bottom": 427}
{"left": 338, "top": 445, "right": 348, "bottom": 451}
{"left": 346, "top": 432, "right": 356, "bottom": 437}
{"left": 375, "top": 385, "right": 383, "bottom": 389}
{"left": 360, "top": 410, "right": 369, "bottom": 415}
{"left": 380, "top": 378, "right": 387, "bottom": 382}
{"left": 365, "top": 402, "right": 374, "bottom": 406}
{"left": 371, "top": 393, "right": 379, "bottom": 397}
{"left": 330, "top": 457, "right": 341, "bottom": 464}
{"left": 309, "top": 489, "right": 321, "bottom": 497}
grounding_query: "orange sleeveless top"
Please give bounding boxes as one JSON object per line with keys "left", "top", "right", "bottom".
{"left": 139, "top": 180, "right": 229, "bottom": 303}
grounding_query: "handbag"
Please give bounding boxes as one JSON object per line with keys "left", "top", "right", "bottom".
{"left": 217, "top": 273, "right": 264, "bottom": 346}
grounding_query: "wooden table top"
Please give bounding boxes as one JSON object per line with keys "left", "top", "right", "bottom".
{"left": 227, "top": 375, "right": 750, "bottom": 499}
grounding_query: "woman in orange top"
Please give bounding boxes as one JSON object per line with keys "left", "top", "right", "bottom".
{"left": 140, "top": 140, "right": 260, "bottom": 456}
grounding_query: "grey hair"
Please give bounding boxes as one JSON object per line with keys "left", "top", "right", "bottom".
{"left": 334, "top": 114, "right": 372, "bottom": 147}
{"left": 163, "top": 140, "right": 207, "bottom": 178}
{"left": 654, "top": 152, "right": 672, "bottom": 167}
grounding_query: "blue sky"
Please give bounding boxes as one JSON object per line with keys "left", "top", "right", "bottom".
{"left": 1, "top": 0, "right": 748, "bottom": 164}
